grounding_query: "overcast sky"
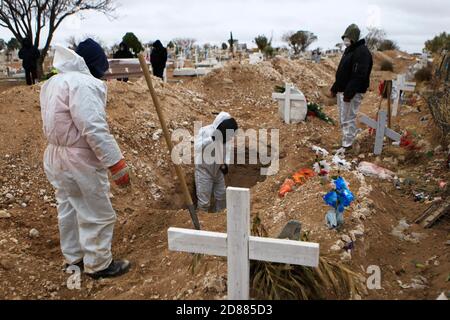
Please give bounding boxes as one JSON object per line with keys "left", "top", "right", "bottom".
{"left": 1, "top": 0, "right": 449, "bottom": 53}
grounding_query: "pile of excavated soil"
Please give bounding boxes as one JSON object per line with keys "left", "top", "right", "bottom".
{"left": 0, "top": 53, "right": 448, "bottom": 300}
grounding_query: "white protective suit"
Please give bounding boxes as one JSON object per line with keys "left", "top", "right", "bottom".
{"left": 195, "top": 112, "right": 234, "bottom": 212}
{"left": 40, "top": 46, "right": 123, "bottom": 274}
{"left": 337, "top": 93, "right": 363, "bottom": 148}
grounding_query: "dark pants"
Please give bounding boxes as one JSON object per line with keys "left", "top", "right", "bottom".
{"left": 25, "top": 68, "right": 38, "bottom": 85}
{"left": 153, "top": 67, "right": 165, "bottom": 79}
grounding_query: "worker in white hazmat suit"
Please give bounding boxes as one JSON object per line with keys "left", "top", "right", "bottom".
{"left": 195, "top": 112, "right": 238, "bottom": 212}
{"left": 40, "top": 38, "right": 131, "bottom": 279}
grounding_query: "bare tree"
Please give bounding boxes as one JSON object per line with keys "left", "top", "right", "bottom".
{"left": 365, "top": 27, "right": 386, "bottom": 51}
{"left": 0, "top": 0, "right": 116, "bottom": 77}
{"left": 66, "top": 35, "right": 78, "bottom": 51}
{"left": 172, "top": 38, "right": 196, "bottom": 51}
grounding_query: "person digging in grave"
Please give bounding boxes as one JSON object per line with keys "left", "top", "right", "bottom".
{"left": 40, "top": 38, "right": 131, "bottom": 279}
{"left": 195, "top": 112, "right": 239, "bottom": 213}
{"left": 150, "top": 40, "right": 168, "bottom": 79}
{"left": 330, "top": 24, "right": 373, "bottom": 154}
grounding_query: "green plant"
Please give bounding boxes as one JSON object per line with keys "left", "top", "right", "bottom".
{"left": 254, "top": 35, "right": 270, "bottom": 52}
{"left": 307, "top": 103, "right": 336, "bottom": 125}
{"left": 274, "top": 85, "right": 286, "bottom": 93}
{"left": 425, "top": 32, "right": 450, "bottom": 54}
{"left": 380, "top": 59, "right": 394, "bottom": 72}
{"left": 6, "top": 37, "right": 20, "bottom": 51}
{"left": 122, "top": 32, "right": 144, "bottom": 56}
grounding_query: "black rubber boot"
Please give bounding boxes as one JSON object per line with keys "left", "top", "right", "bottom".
{"left": 87, "top": 260, "right": 131, "bottom": 280}
{"left": 63, "top": 260, "right": 84, "bottom": 272}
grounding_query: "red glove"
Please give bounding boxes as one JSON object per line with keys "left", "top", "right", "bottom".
{"left": 110, "top": 159, "right": 130, "bottom": 188}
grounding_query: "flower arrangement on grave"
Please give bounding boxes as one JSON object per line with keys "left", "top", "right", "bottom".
{"left": 274, "top": 84, "right": 286, "bottom": 93}
{"left": 323, "top": 177, "right": 355, "bottom": 229}
{"left": 278, "top": 168, "right": 316, "bottom": 198}
{"left": 307, "top": 103, "right": 336, "bottom": 125}
{"left": 312, "top": 146, "right": 331, "bottom": 184}
{"left": 400, "top": 131, "right": 420, "bottom": 151}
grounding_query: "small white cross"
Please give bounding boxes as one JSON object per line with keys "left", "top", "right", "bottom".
{"left": 360, "top": 111, "right": 402, "bottom": 155}
{"left": 168, "top": 187, "right": 320, "bottom": 300}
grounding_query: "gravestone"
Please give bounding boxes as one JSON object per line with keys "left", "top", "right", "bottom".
{"left": 103, "top": 59, "right": 149, "bottom": 80}
{"left": 272, "top": 83, "right": 308, "bottom": 124}
{"left": 249, "top": 52, "right": 264, "bottom": 65}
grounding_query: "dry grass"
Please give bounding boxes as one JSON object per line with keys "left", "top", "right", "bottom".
{"left": 189, "top": 215, "right": 366, "bottom": 300}
{"left": 250, "top": 215, "right": 366, "bottom": 300}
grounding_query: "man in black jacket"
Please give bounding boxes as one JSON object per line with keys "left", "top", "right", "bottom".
{"left": 19, "top": 39, "right": 41, "bottom": 86}
{"left": 331, "top": 24, "right": 373, "bottom": 152}
{"left": 150, "top": 40, "right": 168, "bottom": 80}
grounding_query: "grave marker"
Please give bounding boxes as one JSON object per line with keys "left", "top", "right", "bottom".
{"left": 360, "top": 111, "right": 402, "bottom": 155}
{"left": 168, "top": 187, "right": 320, "bottom": 300}
{"left": 392, "top": 74, "right": 416, "bottom": 117}
{"left": 249, "top": 52, "right": 264, "bottom": 65}
{"left": 272, "top": 83, "right": 308, "bottom": 124}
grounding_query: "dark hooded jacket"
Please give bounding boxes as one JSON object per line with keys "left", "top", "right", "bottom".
{"left": 150, "top": 40, "right": 168, "bottom": 72}
{"left": 18, "top": 40, "right": 41, "bottom": 70}
{"left": 331, "top": 39, "right": 373, "bottom": 100}
{"left": 113, "top": 42, "right": 134, "bottom": 59}
{"left": 75, "top": 38, "right": 109, "bottom": 79}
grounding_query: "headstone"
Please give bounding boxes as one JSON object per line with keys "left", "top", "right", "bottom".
{"left": 278, "top": 221, "right": 302, "bottom": 241}
{"left": 173, "top": 68, "right": 211, "bottom": 77}
{"left": 176, "top": 54, "right": 185, "bottom": 69}
{"left": 249, "top": 52, "right": 264, "bottom": 65}
{"left": 168, "top": 187, "right": 320, "bottom": 300}
{"left": 272, "top": 83, "right": 308, "bottom": 124}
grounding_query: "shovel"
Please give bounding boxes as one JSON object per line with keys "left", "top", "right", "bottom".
{"left": 138, "top": 54, "right": 201, "bottom": 230}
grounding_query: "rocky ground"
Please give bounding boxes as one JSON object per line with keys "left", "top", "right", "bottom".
{"left": 0, "top": 51, "right": 448, "bottom": 300}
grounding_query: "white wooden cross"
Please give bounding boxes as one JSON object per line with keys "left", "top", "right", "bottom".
{"left": 168, "top": 187, "right": 320, "bottom": 300}
{"left": 360, "top": 111, "right": 402, "bottom": 155}
{"left": 392, "top": 74, "right": 416, "bottom": 117}
{"left": 272, "top": 83, "right": 307, "bottom": 124}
